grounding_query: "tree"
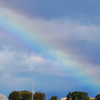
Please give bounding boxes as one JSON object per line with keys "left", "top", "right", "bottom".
{"left": 67, "top": 91, "right": 89, "bottom": 100}
{"left": 95, "top": 94, "right": 100, "bottom": 100}
{"left": 34, "top": 91, "right": 45, "bottom": 100}
{"left": 9, "top": 90, "right": 45, "bottom": 100}
{"left": 72, "top": 91, "right": 89, "bottom": 100}
{"left": 67, "top": 92, "right": 72, "bottom": 100}
{"left": 74, "top": 97, "right": 78, "bottom": 100}
{"left": 8, "top": 91, "right": 21, "bottom": 100}
{"left": 21, "top": 90, "right": 32, "bottom": 100}
{"left": 50, "top": 96, "right": 57, "bottom": 100}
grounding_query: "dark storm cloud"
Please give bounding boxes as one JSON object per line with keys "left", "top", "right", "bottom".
{"left": 1, "top": 0, "right": 100, "bottom": 24}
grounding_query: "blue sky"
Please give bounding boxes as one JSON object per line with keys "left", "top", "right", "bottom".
{"left": 0, "top": 0, "right": 100, "bottom": 99}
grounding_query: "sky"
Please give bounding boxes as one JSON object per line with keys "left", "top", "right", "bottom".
{"left": 0, "top": 0, "right": 100, "bottom": 99}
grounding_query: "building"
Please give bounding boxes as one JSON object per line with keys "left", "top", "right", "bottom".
{"left": 0, "top": 94, "right": 8, "bottom": 100}
{"left": 89, "top": 97, "right": 95, "bottom": 100}
{"left": 61, "top": 97, "right": 67, "bottom": 100}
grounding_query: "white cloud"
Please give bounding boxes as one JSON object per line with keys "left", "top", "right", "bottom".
{"left": 0, "top": 44, "right": 66, "bottom": 77}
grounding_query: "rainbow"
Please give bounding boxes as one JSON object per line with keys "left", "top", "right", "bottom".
{"left": 0, "top": 7, "right": 99, "bottom": 96}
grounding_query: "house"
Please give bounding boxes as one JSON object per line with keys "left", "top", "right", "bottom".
{"left": 61, "top": 97, "right": 67, "bottom": 100}
{"left": 61, "top": 97, "right": 73, "bottom": 100}
{"left": 89, "top": 97, "right": 95, "bottom": 100}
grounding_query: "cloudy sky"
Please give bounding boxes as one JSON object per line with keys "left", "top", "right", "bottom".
{"left": 0, "top": 0, "right": 100, "bottom": 99}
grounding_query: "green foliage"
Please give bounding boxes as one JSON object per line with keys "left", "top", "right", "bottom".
{"left": 34, "top": 91, "right": 45, "bottom": 100}
{"left": 67, "top": 91, "right": 89, "bottom": 100}
{"left": 8, "top": 91, "right": 21, "bottom": 100}
{"left": 74, "top": 97, "right": 78, "bottom": 100}
{"left": 67, "top": 92, "right": 72, "bottom": 100}
{"left": 95, "top": 94, "right": 100, "bottom": 100}
{"left": 50, "top": 96, "right": 57, "bottom": 100}
{"left": 21, "top": 90, "right": 32, "bottom": 100}
{"left": 9, "top": 90, "right": 45, "bottom": 100}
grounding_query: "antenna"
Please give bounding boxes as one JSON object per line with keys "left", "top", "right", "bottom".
{"left": 32, "top": 83, "right": 34, "bottom": 100}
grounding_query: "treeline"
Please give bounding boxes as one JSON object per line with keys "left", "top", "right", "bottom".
{"left": 8, "top": 90, "right": 100, "bottom": 100}
{"left": 67, "top": 91, "right": 100, "bottom": 100}
{"left": 8, "top": 90, "right": 57, "bottom": 100}
{"left": 67, "top": 91, "right": 89, "bottom": 100}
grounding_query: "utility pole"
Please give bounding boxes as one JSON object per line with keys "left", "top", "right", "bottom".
{"left": 32, "top": 83, "right": 34, "bottom": 100}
